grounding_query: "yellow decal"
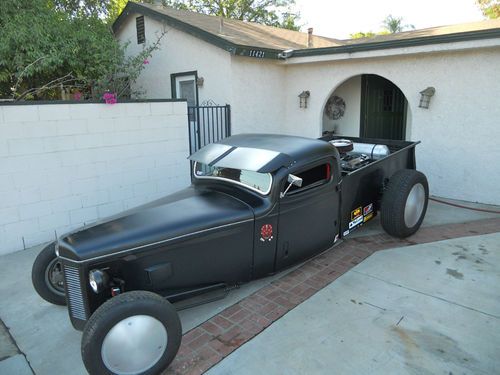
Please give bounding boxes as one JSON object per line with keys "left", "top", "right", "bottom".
{"left": 363, "top": 213, "right": 374, "bottom": 222}
{"left": 351, "top": 207, "right": 362, "bottom": 221}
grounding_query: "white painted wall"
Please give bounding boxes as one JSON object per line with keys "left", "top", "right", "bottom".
{"left": 322, "top": 76, "right": 361, "bottom": 136}
{"left": 115, "top": 12, "right": 500, "bottom": 204}
{"left": 230, "top": 56, "right": 286, "bottom": 135}
{"left": 116, "top": 14, "right": 286, "bottom": 135}
{"left": 283, "top": 48, "right": 500, "bottom": 204}
{"left": 0, "top": 101, "right": 190, "bottom": 256}
{"left": 116, "top": 14, "right": 232, "bottom": 106}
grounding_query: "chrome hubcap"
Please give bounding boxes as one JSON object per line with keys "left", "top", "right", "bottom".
{"left": 101, "top": 315, "right": 168, "bottom": 375}
{"left": 45, "top": 258, "right": 65, "bottom": 295}
{"left": 404, "top": 183, "right": 426, "bottom": 228}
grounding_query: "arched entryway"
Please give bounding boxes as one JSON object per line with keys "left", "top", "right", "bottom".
{"left": 322, "top": 74, "right": 409, "bottom": 140}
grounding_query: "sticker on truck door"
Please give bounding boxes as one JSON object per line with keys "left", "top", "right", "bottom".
{"left": 349, "top": 206, "right": 364, "bottom": 229}
{"left": 260, "top": 224, "right": 274, "bottom": 242}
{"left": 349, "top": 216, "right": 363, "bottom": 229}
{"left": 351, "top": 207, "right": 362, "bottom": 221}
{"left": 363, "top": 203, "right": 373, "bottom": 216}
{"left": 364, "top": 212, "right": 374, "bottom": 222}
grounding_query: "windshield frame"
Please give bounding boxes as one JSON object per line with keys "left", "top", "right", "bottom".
{"left": 193, "top": 162, "right": 274, "bottom": 196}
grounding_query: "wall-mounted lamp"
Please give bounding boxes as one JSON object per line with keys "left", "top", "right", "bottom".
{"left": 419, "top": 87, "right": 435, "bottom": 109}
{"left": 298, "top": 90, "right": 310, "bottom": 108}
{"left": 196, "top": 77, "right": 204, "bottom": 87}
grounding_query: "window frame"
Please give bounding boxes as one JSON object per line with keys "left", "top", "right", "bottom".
{"left": 193, "top": 162, "right": 273, "bottom": 196}
{"left": 284, "top": 161, "right": 333, "bottom": 197}
{"left": 170, "top": 71, "right": 199, "bottom": 107}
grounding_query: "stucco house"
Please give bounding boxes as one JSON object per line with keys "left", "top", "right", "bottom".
{"left": 114, "top": 2, "right": 500, "bottom": 205}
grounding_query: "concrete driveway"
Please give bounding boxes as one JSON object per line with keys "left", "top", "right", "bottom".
{"left": 0, "top": 199, "right": 499, "bottom": 375}
{"left": 209, "top": 233, "right": 500, "bottom": 375}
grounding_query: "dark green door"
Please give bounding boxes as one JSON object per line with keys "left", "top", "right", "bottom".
{"left": 360, "top": 74, "right": 407, "bottom": 140}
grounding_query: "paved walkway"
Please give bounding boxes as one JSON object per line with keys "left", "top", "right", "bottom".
{"left": 0, "top": 200, "right": 498, "bottom": 375}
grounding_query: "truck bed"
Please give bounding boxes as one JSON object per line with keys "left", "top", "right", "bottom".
{"left": 320, "top": 134, "right": 420, "bottom": 237}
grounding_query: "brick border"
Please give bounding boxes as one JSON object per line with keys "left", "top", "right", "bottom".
{"left": 165, "top": 218, "right": 500, "bottom": 375}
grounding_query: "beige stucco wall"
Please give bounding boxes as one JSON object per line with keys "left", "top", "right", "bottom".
{"left": 322, "top": 75, "right": 362, "bottom": 136}
{"left": 230, "top": 56, "right": 286, "bottom": 135}
{"left": 116, "top": 15, "right": 286, "bottom": 136}
{"left": 283, "top": 48, "right": 500, "bottom": 205}
{"left": 116, "top": 14, "right": 232, "bottom": 105}
{"left": 116, "top": 14, "right": 500, "bottom": 204}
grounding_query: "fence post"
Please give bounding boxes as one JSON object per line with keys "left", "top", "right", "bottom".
{"left": 226, "top": 104, "right": 231, "bottom": 137}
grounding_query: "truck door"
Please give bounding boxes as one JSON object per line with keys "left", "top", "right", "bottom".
{"left": 276, "top": 159, "right": 340, "bottom": 271}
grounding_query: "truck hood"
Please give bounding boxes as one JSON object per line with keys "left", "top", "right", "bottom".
{"left": 58, "top": 187, "right": 254, "bottom": 261}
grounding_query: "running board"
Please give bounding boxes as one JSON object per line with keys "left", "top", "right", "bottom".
{"left": 165, "top": 283, "right": 239, "bottom": 311}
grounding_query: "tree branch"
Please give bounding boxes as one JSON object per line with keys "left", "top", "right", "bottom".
{"left": 15, "top": 72, "right": 77, "bottom": 101}
{"left": 11, "top": 56, "right": 48, "bottom": 99}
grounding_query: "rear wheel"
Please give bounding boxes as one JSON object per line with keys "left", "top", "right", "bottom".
{"left": 381, "top": 169, "right": 429, "bottom": 238}
{"left": 81, "top": 291, "right": 182, "bottom": 375}
{"left": 32, "top": 242, "right": 66, "bottom": 305}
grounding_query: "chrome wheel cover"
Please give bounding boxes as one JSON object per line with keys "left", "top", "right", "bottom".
{"left": 101, "top": 315, "right": 168, "bottom": 375}
{"left": 404, "top": 183, "right": 426, "bottom": 228}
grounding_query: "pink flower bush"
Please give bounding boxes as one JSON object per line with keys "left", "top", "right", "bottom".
{"left": 73, "top": 91, "right": 82, "bottom": 100}
{"left": 143, "top": 59, "right": 150, "bottom": 64}
{"left": 103, "top": 92, "right": 117, "bottom": 105}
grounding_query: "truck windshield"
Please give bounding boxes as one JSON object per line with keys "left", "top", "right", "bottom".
{"left": 194, "top": 162, "right": 273, "bottom": 195}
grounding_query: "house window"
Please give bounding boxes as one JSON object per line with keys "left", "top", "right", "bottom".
{"left": 171, "top": 71, "right": 199, "bottom": 121}
{"left": 136, "top": 16, "right": 145, "bottom": 44}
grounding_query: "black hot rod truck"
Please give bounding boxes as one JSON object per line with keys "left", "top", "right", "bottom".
{"left": 32, "top": 133, "right": 428, "bottom": 375}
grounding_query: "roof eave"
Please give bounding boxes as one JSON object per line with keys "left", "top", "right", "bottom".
{"left": 112, "top": 2, "right": 282, "bottom": 59}
{"left": 113, "top": 3, "right": 500, "bottom": 60}
{"left": 292, "top": 28, "right": 500, "bottom": 58}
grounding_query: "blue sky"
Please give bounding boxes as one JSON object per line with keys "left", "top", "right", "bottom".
{"left": 294, "top": 0, "right": 485, "bottom": 39}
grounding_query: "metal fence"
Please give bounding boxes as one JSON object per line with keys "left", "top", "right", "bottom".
{"left": 187, "top": 105, "right": 231, "bottom": 154}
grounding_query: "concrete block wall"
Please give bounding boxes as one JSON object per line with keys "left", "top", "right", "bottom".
{"left": 0, "top": 101, "right": 190, "bottom": 256}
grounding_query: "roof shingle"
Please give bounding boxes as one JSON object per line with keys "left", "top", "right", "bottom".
{"left": 127, "top": 2, "right": 344, "bottom": 50}
{"left": 115, "top": 2, "right": 500, "bottom": 55}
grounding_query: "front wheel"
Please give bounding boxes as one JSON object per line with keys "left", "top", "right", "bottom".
{"left": 81, "top": 291, "right": 182, "bottom": 375}
{"left": 32, "top": 242, "right": 66, "bottom": 305}
{"left": 381, "top": 169, "right": 429, "bottom": 238}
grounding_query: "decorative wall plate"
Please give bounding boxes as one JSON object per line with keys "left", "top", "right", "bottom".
{"left": 325, "top": 95, "right": 346, "bottom": 120}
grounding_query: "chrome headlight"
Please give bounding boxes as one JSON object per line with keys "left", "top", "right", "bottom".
{"left": 89, "top": 269, "right": 109, "bottom": 294}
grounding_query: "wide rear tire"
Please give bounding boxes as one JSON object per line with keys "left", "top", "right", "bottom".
{"left": 381, "top": 169, "right": 429, "bottom": 238}
{"left": 81, "top": 291, "right": 182, "bottom": 375}
{"left": 32, "top": 242, "right": 66, "bottom": 306}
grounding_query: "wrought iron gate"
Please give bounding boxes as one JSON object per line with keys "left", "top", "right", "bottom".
{"left": 187, "top": 104, "right": 231, "bottom": 154}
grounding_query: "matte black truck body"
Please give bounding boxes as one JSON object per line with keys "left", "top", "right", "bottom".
{"left": 328, "top": 135, "right": 419, "bottom": 238}
{"left": 54, "top": 133, "right": 423, "bottom": 333}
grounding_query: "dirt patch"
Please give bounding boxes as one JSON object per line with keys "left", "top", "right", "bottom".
{"left": 392, "top": 326, "right": 479, "bottom": 374}
{"left": 446, "top": 268, "right": 464, "bottom": 280}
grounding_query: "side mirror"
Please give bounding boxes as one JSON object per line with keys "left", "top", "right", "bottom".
{"left": 280, "top": 174, "right": 303, "bottom": 198}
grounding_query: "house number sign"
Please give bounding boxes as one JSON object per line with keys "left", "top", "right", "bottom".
{"left": 248, "top": 50, "right": 266, "bottom": 58}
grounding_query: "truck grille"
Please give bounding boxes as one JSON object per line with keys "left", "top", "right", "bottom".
{"left": 63, "top": 265, "right": 88, "bottom": 321}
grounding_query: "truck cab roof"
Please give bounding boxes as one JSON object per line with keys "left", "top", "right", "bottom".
{"left": 189, "top": 133, "right": 336, "bottom": 173}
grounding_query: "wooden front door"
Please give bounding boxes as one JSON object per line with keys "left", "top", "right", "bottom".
{"left": 360, "top": 74, "right": 407, "bottom": 140}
